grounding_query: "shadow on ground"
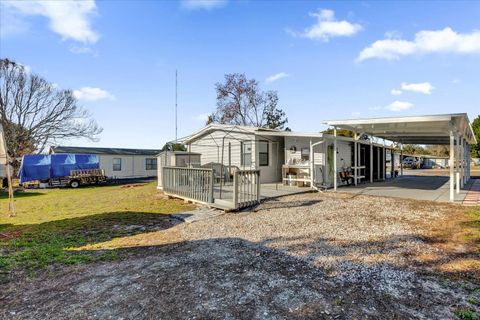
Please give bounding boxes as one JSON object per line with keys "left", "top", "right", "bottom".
{"left": 1, "top": 235, "right": 478, "bottom": 319}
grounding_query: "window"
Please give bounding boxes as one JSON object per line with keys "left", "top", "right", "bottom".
{"left": 301, "top": 148, "right": 310, "bottom": 161}
{"left": 241, "top": 141, "right": 252, "bottom": 166}
{"left": 113, "top": 158, "right": 122, "bottom": 171}
{"left": 259, "top": 140, "right": 269, "bottom": 166}
{"left": 146, "top": 158, "right": 157, "bottom": 170}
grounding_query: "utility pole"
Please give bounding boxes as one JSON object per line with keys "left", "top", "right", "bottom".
{"left": 175, "top": 69, "right": 178, "bottom": 143}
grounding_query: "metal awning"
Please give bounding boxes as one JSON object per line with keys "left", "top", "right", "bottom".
{"left": 323, "top": 113, "right": 476, "bottom": 145}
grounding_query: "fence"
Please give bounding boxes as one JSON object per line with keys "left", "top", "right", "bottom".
{"left": 162, "top": 167, "right": 214, "bottom": 204}
{"left": 233, "top": 170, "right": 261, "bottom": 209}
{"left": 162, "top": 167, "right": 260, "bottom": 210}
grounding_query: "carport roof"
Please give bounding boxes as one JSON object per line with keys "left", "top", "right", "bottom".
{"left": 323, "top": 113, "right": 477, "bottom": 145}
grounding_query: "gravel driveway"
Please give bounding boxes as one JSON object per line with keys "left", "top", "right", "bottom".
{"left": 1, "top": 192, "right": 479, "bottom": 319}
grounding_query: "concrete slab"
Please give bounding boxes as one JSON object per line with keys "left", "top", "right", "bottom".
{"left": 337, "top": 175, "right": 470, "bottom": 203}
{"left": 172, "top": 208, "right": 225, "bottom": 223}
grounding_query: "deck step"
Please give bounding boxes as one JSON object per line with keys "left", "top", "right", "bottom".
{"left": 213, "top": 199, "right": 235, "bottom": 210}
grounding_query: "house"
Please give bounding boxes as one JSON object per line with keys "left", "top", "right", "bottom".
{"left": 180, "top": 124, "right": 391, "bottom": 187}
{"left": 50, "top": 146, "right": 161, "bottom": 179}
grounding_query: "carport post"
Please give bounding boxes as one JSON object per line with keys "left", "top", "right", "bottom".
{"left": 370, "top": 138, "right": 373, "bottom": 183}
{"left": 333, "top": 127, "right": 337, "bottom": 191}
{"left": 382, "top": 139, "right": 386, "bottom": 180}
{"left": 354, "top": 130, "right": 358, "bottom": 186}
{"left": 456, "top": 133, "right": 460, "bottom": 194}
{"left": 460, "top": 136, "right": 464, "bottom": 187}
{"left": 449, "top": 130, "right": 455, "bottom": 202}
{"left": 400, "top": 143, "right": 403, "bottom": 176}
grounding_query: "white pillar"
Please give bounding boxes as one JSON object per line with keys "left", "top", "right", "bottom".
{"left": 462, "top": 138, "right": 466, "bottom": 185}
{"left": 354, "top": 131, "right": 358, "bottom": 186}
{"left": 400, "top": 143, "right": 404, "bottom": 176}
{"left": 450, "top": 130, "right": 455, "bottom": 202}
{"left": 333, "top": 127, "right": 337, "bottom": 191}
{"left": 377, "top": 146, "right": 380, "bottom": 181}
{"left": 456, "top": 133, "right": 460, "bottom": 194}
{"left": 310, "top": 139, "right": 314, "bottom": 188}
{"left": 467, "top": 143, "right": 470, "bottom": 181}
{"left": 370, "top": 139, "right": 373, "bottom": 183}
{"left": 383, "top": 140, "right": 386, "bottom": 180}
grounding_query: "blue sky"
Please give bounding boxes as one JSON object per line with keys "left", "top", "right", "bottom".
{"left": 1, "top": 0, "right": 479, "bottom": 149}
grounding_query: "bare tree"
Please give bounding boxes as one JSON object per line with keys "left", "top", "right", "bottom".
{"left": 0, "top": 59, "right": 102, "bottom": 169}
{"left": 210, "top": 73, "right": 288, "bottom": 129}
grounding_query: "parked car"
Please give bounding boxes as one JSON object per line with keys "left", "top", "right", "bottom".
{"left": 402, "top": 157, "right": 416, "bottom": 168}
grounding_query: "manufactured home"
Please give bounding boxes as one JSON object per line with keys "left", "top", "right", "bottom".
{"left": 180, "top": 124, "right": 393, "bottom": 187}
{"left": 50, "top": 146, "right": 161, "bottom": 179}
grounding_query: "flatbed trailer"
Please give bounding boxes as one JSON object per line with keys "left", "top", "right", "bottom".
{"left": 23, "top": 169, "right": 107, "bottom": 188}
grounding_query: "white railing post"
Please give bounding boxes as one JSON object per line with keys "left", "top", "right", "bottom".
{"left": 233, "top": 170, "right": 239, "bottom": 209}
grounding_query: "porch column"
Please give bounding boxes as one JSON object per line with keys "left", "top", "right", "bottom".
{"left": 467, "top": 143, "right": 470, "bottom": 181}
{"left": 333, "top": 127, "right": 337, "bottom": 191}
{"left": 377, "top": 146, "right": 380, "bottom": 181}
{"left": 354, "top": 130, "right": 358, "bottom": 186}
{"left": 460, "top": 136, "right": 464, "bottom": 187}
{"left": 383, "top": 139, "right": 386, "bottom": 180}
{"left": 391, "top": 149, "right": 395, "bottom": 178}
{"left": 400, "top": 143, "right": 404, "bottom": 176}
{"left": 463, "top": 139, "right": 467, "bottom": 185}
{"left": 370, "top": 138, "right": 373, "bottom": 183}
{"left": 450, "top": 130, "right": 455, "bottom": 202}
{"left": 310, "top": 139, "right": 314, "bottom": 188}
{"left": 456, "top": 133, "right": 460, "bottom": 194}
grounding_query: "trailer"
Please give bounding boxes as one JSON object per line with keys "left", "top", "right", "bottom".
{"left": 19, "top": 154, "right": 107, "bottom": 188}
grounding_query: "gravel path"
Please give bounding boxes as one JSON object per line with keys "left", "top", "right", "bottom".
{"left": 1, "top": 192, "right": 479, "bottom": 319}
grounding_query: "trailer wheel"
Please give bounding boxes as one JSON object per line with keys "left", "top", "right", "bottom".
{"left": 69, "top": 180, "right": 80, "bottom": 188}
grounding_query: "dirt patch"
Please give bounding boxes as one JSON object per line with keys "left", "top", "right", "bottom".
{"left": 1, "top": 193, "right": 479, "bottom": 319}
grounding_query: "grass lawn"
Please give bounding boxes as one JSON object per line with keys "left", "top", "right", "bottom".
{"left": 0, "top": 182, "right": 193, "bottom": 277}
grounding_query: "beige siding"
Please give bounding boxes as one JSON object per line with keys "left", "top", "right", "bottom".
{"left": 188, "top": 130, "right": 257, "bottom": 169}
{"left": 285, "top": 136, "right": 324, "bottom": 165}
{"left": 99, "top": 154, "right": 158, "bottom": 178}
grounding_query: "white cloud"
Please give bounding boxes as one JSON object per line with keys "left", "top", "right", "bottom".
{"left": 73, "top": 87, "right": 114, "bottom": 101}
{"left": 391, "top": 89, "right": 402, "bottom": 96}
{"left": 181, "top": 0, "right": 226, "bottom": 10}
{"left": 401, "top": 82, "right": 434, "bottom": 94}
{"left": 385, "top": 100, "right": 414, "bottom": 112}
{"left": 2, "top": 0, "right": 99, "bottom": 44}
{"left": 358, "top": 27, "right": 480, "bottom": 61}
{"left": 351, "top": 112, "right": 361, "bottom": 117}
{"left": 265, "top": 72, "right": 290, "bottom": 84}
{"left": 294, "top": 9, "right": 362, "bottom": 41}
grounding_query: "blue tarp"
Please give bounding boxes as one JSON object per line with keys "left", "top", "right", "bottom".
{"left": 19, "top": 154, "right": 100, "bottom": 183}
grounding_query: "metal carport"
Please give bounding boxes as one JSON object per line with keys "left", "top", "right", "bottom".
{"left": 324, "top": 113, "right": 477, "bottom": 202}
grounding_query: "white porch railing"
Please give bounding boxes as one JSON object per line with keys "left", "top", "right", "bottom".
{"left": 162, "top": 167, "right": 260, "bottom": 210}
{"left": 162, "top": 167, "right": 214, "bottom": 204}
{"left": 233, "top": 169, "right": 261, "bottom": 209}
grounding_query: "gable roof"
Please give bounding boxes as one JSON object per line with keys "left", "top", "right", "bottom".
{"left": 50, "top": 146, "right": 161, "bottom": 156}
{"left": 181, "top": 124, "right": 324, "bottom": 143}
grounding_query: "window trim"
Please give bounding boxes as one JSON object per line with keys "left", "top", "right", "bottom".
{"left": 241, "top": 141, "right": 252, "bottom": 166}
{"left": 145, "top": 158, "right": 157, "bottom": 170}
{"left": 259, "top": 140, "right": 269, "bottom": 167}
{"left": 113, "top": 158, "right": 122, "bottom": 171}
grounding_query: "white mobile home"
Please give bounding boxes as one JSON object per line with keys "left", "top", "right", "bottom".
{"left": 181, "top": 124, "right": 391, "bottom": 187}
{"left": 50, "top": 146, "right": 161, "bottom": 179}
